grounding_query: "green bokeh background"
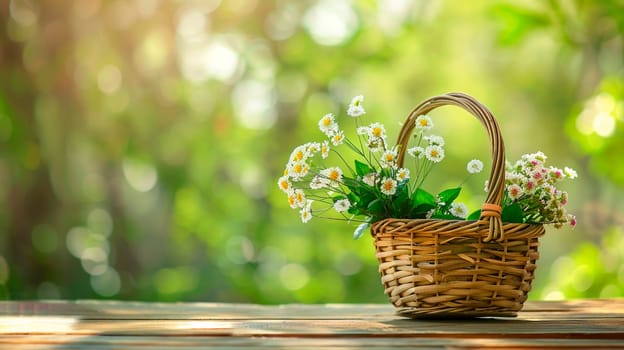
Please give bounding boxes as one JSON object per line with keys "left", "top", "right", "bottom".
{"left": 1, "top": 0, "right": 623, "bottom": 303}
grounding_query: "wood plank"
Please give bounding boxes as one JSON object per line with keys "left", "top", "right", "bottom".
{"left": 1, "top": 299, "right": 623, "bottom": 320}
{"left": 1, "top": 316, "right": 624, "bottom": 337}
{"left": 1, "top": 335, "right": 624, "bottom": 350}
{"left": 1, "top": 300, "right": 623, "bottom": 349}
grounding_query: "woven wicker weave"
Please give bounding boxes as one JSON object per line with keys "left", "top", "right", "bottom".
{"left": 371, "top": 92, "right": 545, "bottom": 318}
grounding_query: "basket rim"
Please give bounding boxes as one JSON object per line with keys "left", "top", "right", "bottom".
{"left": 370, "top": 217, "right": 545, "bottom": 238}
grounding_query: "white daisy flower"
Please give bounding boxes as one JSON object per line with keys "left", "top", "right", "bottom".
{"left": 331, "top": 130, "right": 345, "bottom": 146}
{"left": 380, "top": 148, "right": 398, "bottom": 168}
{"left": 407, "top": 146, "right": 425, "bottom": 159}
{"left": 306, "top": 142, "right": 321, "bottom": 154}
{"left": 380, "top": 177, "right": 397, "bottom": 195}
{"left": 396, "top": 168, "right": 410, "bottom": 181}
{"left": 277, "top": 176, "right": 291, "bottom": 193}
{"left": 425, "top": 145, "right": 445, "bottom": 163}
{"left": 424, "top": 134, "right": 445, "bottom": 146}
{"left": 415, "top": 115, "right": 433, "bottom": 130}
{"left": 286, "top": 190, "right": 298, "bottom": 209}
{"left": 309, "top": 176, "right": 327, "bottom": 189}
{"left": 362, "top": 172, "right": 378, "bottom": 186}
{"left": 318, "top": 113, "right": 338, "bottom": 136}
{"left": 347, "top": 95, "right": 366, "bottom": 117}
{"left": 288, "top": 160, "right": 309, "bottom": 180}
{"left": 320, "top": 167, "right": 343, "bottom": 185}
{"left": 289, "top": 145, "right": 309, "bottom": 163}
{"left": 367, "top": 122, "right": 386, "bottom": 140}
{"left": 321, "top": 141, "right": 330, "bottom": 159}
{"left": 333, "top": 199, "right": 351, "bottom": 213}
{"left": 293, "top": 189, "right": 306, "bottom": 208}
{"left": 467, "top": 159, "right": 484, "bottom": 174}
{"left": 449, "top": 202, "right": 468, "bottom": 219}
{"left": 300, "top": 200, "right": 313, "bottom": 223}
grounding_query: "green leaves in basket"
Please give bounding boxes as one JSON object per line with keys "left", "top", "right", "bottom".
{"left": 464, "top": 203, "right": 524, "bottom": 223}
{"left": 437, "top": 187, "right": 461, "bottom": 205}
{"left": 353, "top": 222, "right": 370, "bottom": 240}
{"left": 409, "top": 188, "right": 436, "bottom": 217}
{"left": 354, "top": 159, "right": 372, "bottom": 177}
{"left": 367, "top": 199, "right": 384, "bottom": 213}
{"left": 502, "top": 202, "right": 524, "bottom": 223}
{"left": 467, "top": 209, "right": 481, "bottom": 221}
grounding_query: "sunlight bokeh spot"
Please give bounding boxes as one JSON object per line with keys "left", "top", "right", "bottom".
{"left": 80, "top": 247, "right": 108, "bottom": 276}
{"left": 87, "top": 208, "right": 113, "bottom": 238}
{"left": 231, "top": 79, "right": 277, "bottom": 130}
{"left": 279, "top": 263, "right": 310, "bottom": 291}
{"left": 303, "top": 0, "right": 359, "bottom": 46}
{"left": 134, "top": 28, "right": 169, "bottom": 74}
{"left": 97, "top": 65, "right": 122, "bottom": 95}
{"left": 66, "top": 227, "right": 109, "bottom": 259}
{"left": 178, "top": 37, "right": 243, "bottom": 83}
{"left": 376, "top": 0, "right": 413, "bottom": 36}
{"left": 225, "top": 235, "right": 256, "bottom": 264}
{"left": 90, "top": 267, "right": 121, "bottom": 297}
{"left": 9, "top": 0, "right": 37, "bottom": 26}
{"left": 122, "top": 158, "right": 158, "bottom": 192}
{"left": 177, "top": 10, "right": 208, "bottom": 42}
{"left": 264, "top": 3, "right": 300, "bottom": 41}
{"left": 576, "top": 93, "right": 618, "bottom": 137}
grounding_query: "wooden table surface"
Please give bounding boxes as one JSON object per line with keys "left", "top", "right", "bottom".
{"left": 1, "top": 299, "right": 624, "bottom": 349}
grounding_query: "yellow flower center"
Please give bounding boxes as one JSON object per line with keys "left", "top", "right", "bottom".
{"left": 383, "top": 181, "right": 393, "bottom": 190}
{"left": 419, "top": 119, "right": 428, "bottom": 126}
{"left": 372, "top": 127, "right": 382, "bottom": 137}
{"left": 430, "top": 150, "right": 439, "bottom": 157}
{"left": 323, "top": 117, "right": 331, "bottom": 126}
{"left": 329, "top": 170, "right": 339, "bottom": 180}
{"left": 293, "top": 164, "right": 302, "bottom": 173}
{"left": 294, "top": 150, "right": 304, "bottom": 161}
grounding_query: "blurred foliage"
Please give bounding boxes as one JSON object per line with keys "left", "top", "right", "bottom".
{"left": 0, "top": 0, "right": 623, "bottom": 303}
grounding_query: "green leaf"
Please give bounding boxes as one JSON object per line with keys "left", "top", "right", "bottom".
{"left": 467, "top": 209, "right": 481, "bottom": 221}
{"left": 410, "top": 203, "right": 435, "bottom": 218}
{"left": 353, "top": 222, "right": 370, "bottom": 240}
{"left": 437, "top": 188, "right": 461, "bottom": 206}
{"left": 342, "top": 177, "right": 360, "bottom": 192}
{"left": 431, "top": 213, "right": 459, "bottom": 220}
{"left": 332, "top": 195, "right": 346, "bottom": 202}
{"left": 354, "top": 160, "right": 372, "bottom": 177}
{"left": 413, "top": 188, "right": 436, "bottom": 207}
{"left": 367, "top": 199, "right": 384, "bottom": 213}
{"left": 347, "top": 192, "right": 359, "bottom": 204}
{"left": 502, "top": 202, "right": 524, "bottom": 223}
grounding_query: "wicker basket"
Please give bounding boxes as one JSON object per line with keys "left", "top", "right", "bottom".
{"left": 371, "top": 92, "right": 545, "bottom": 318}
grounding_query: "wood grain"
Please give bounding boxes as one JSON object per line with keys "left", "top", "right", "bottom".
{"left": 1, "top": 299, "right": 623, "bottom": 349}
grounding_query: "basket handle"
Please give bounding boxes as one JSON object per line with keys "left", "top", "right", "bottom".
{"left": 396, "top": 92, "right": 506, "bottom": 242}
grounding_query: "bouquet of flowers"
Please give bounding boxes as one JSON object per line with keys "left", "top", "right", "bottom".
{"left": 277, "top": 95, "right": 577, "bottom": 239}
